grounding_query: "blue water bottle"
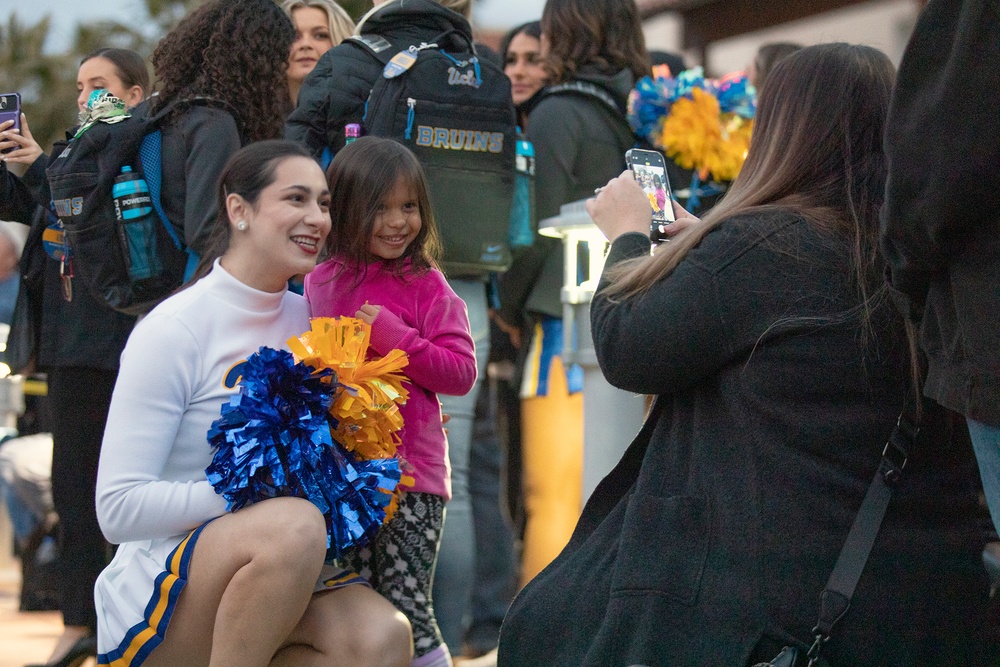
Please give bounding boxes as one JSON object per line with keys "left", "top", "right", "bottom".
{"left": 112, "top": 166, "right": 161, "bottom": 280}
{"left": 509, "top": 130, "right": 535, "bottom": 248}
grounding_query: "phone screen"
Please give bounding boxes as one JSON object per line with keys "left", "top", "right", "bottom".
{"left": 626, "top": 148, "right": 675, "bottom": 243}
{"left": 0, "top": 93, "right": 21, "bottom": 154}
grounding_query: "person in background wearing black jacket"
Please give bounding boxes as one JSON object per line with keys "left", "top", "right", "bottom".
{"left": 495, "top": 0, "right": 649, "bottom": 589}
{"left": 0, "top": 48, "right": 146, "bottom": 667}
{"left": 286, "top": 0, "right": 473, "bottom": 162}
{"left": 881, "top": 0, "right": 1000, "bottom": 536}
{"left": 498, "top": 42, "right": 996, "bottom": 667}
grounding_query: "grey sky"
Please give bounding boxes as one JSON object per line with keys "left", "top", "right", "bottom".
{"left": 7, "top": 0, "right": 545, "bottom": 54}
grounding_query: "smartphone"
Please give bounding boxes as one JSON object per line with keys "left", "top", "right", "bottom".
{"left": 626, "top": 148, "right": 675, "bottom": 244}
{"left": 0, "top": 93, "right": 21, "bottom": 154}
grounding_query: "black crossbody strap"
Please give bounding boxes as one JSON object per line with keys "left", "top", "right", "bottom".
{"left": 805, "top": 388, "right": 921, "bottom": 666}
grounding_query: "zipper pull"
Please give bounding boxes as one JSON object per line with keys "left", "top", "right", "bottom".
{"left": 405, "top": 98, "right": 416, "bottom": 140}
{"left": 60, "top": 258, "right": 73, "bottom": 302}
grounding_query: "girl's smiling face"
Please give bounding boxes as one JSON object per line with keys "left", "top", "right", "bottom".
{"left": 369, "top": 176, "right": 422, "bottom": 261}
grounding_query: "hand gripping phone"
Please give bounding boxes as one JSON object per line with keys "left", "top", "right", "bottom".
{"left": 0, "top": 93, "right": 22, "bottom": 154}
{"left": 626, "top": 148, "right": 675, "bottom": 243}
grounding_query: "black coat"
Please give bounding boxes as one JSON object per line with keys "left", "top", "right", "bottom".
{"left": 284, "top": 0, "right": 473, "bottom": 158}
{"left": 498, "top": 213, "right": 995, "bottom": 666}
{"left": 881, "top": 0, "right": 1000, "bottom": 425}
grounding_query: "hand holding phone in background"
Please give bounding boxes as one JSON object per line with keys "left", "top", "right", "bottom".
{"left": 625, "top": 148, "right": 676, "bottom": 244}
{"left": 587, "top": 171, "right": 657, "bottom": 242}
{"left": 0, "top": 94, "right": 44, "bottom": 178}
{"left": 0, "top": 93, "right": 22, "bottom": 155}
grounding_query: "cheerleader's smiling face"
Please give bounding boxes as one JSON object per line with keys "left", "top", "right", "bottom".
{"left": 226, "top": 156, "right": 331, "bottom": 291}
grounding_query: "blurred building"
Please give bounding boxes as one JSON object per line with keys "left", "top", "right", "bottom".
{"left": 472, "top": 0, "right": 923, "bottom": 75}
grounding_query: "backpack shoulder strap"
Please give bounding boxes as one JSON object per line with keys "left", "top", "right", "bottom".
{"left": 543, "top": 81, "right": 624, "bottom": 116}
{"left": 138, "top": 117, "right": 200, "bottom": 279}
{"left": 346, "top": 34, "right": 396, "bottom": 65}
{"left": 137, "top": 131, "right": 180, "bottom": 249}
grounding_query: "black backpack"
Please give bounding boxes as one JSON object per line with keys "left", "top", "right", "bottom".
{"left": 350, "top": 30, "right": 517, "bottom": 277}
{"left": 45, "top": 98, "right": 202, "bottom": 316}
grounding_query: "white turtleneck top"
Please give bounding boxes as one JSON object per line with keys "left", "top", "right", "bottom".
{"left": 96, "top": 261, "right": 311, "bottom": 544}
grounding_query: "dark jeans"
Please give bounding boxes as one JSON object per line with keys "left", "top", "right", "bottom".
{"left": 47, "top": 366, "right": 116, "bottom": 630}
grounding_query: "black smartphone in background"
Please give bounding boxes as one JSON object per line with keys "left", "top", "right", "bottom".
{"left": 626, "top": 148, "right": 675, "bottom": 243}
{"left": 0, "top": 93, "right": 22, "bottom": 154}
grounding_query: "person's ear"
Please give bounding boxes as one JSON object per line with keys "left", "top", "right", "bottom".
{"left": 226, "top": 193, "right": 252, "bottom": 232}
{"left": 125, "top": 85, "right": 144, "bottom": 109}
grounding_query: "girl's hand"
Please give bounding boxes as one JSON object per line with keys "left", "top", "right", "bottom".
{"left": 355, "top": 303, "right": 381, "bottom": 325}
{"left": 586, "top": 171, "right": 652, "bottom": 242}
{"left": 0, "top": 114, "right": 43, "bottom": 178}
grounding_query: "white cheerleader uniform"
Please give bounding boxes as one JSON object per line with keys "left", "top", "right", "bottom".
{"left": 93, "top": 262, "right": 363, "bottom": 666}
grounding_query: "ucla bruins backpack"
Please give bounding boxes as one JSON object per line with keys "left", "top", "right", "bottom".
{"left": 351, "top": 30, "right": 517, "bottom": 277}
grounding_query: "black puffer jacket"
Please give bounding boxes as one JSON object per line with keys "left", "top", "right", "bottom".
{"left": 285, "top": 0, "right": 473, "bottom": 158}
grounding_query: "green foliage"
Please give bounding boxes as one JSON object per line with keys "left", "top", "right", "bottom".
{"left": 340, "top": 0, "right": 370, "bottom": 20}
{"left": 0, "top": 14, "right": 78, "bottom": 153}
{"left": 0, "top": 0, "right": 206, "bottom": 151}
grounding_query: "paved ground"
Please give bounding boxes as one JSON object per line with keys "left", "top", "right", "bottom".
{"left": 0, "top": 562, "right": 496, "bottom": 667}
{"left": 0, "top": 565, "right": 92, "bottom": 667}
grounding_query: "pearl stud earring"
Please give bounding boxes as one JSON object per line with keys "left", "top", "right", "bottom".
{"left": 237, "top": 220, "right": 248, "bottom": 231}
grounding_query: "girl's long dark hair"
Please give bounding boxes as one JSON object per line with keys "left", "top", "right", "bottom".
{"left": 324, "top": 136, "right": 441, "bottom": 281}
{"left": 151, "top": 0, "right": 295, "bottom": 142}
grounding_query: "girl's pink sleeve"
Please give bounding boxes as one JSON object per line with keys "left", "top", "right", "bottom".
{"left": 366, "top": 283, "right": 477, "bottom": 396}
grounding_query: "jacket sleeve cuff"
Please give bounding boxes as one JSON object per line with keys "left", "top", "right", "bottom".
{"left": 367, "top": 308, "right": 412, "bottom": 356}
{"left": 606, "top": 232, "right": 651, "bottom": 266}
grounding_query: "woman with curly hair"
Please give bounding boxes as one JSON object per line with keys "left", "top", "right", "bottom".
{"left": 151, "top": 0, "right": 296, "bottom": 258}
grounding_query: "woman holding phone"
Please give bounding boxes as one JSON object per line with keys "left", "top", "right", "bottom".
{"left": 0, "top": 48, "right": 147, "bottom": 667}
{"left": 498, "top": 43, "right": 997, "bottom": 667}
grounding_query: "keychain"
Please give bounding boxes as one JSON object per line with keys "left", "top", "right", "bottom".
{"left": 383, "top": 42, "right": 438, "bottom": 78}
{"left": 42, "top": 217, "right": 73, "bottom": 302}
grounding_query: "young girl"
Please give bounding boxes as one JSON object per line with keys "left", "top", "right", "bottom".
{"left": 305, "top": 136, "right": 477, "bottom": 667}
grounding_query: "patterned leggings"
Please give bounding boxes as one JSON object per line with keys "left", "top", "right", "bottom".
{"left": 344, "top": 491, "right": 446, "bottom": 657}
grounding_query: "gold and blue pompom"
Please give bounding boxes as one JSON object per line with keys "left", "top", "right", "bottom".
{"left": 206, "top": 346, "right": 403, "bottom": 558}
{"left": 288, "top": 317, "right": 410, "bottom": 461}
{"left": 627, "top": 66, "right": 756, "bottom": 183}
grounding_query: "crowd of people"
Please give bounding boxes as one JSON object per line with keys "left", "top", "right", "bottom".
{"left": 0, "top": 0, "right": 996, "bottom": 666}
